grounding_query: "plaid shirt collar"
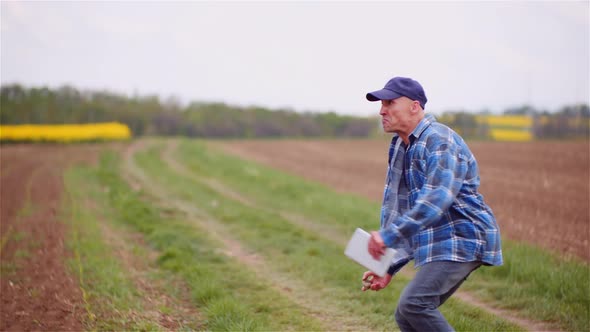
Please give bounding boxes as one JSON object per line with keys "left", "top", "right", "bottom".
{"left": 410, "top": 113, "right": 436, "bottom": 140}
{"left": 389, "top": 114, "right": 436, "bottom": 163}
{"left": 390, "top": 113, "right": 436, "bottom": 143}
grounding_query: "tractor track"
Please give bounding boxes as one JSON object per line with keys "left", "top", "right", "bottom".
{"left": 126, "top": 138, "right": 559, "bottom": 332}
{"left": 123, "top": 139, "right": 377, "bottom": 331}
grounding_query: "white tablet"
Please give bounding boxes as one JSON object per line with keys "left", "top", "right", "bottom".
{"left": 344, "top": 228, "right": 404, "bottom": 277}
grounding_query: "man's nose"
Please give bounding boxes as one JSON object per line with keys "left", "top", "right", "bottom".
{"left": 379, "top": 106, "right": 387, "bottom": 115}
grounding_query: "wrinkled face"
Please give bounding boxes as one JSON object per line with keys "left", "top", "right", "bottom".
{"left": 379, "top": 97, "right": 415, "bottom": 133}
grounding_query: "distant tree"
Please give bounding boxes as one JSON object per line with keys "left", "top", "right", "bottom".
{"left": 2, "top": 84, "right": 587, "bottom": 140}
{"left": 152, "top": 112, "right": 183, "bottom": 136}
{"left": 503, "top": 105, "right": 537, "bottom": 115}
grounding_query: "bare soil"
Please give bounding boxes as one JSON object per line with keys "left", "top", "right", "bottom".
{"left": 213, "top": 139, "right": 590, "bottom": 261}
{"left": 1, "top": 142, "right": 204, "bottom": 331}
{"left": 0, "top": 143, "right": 111, "bottom": 331}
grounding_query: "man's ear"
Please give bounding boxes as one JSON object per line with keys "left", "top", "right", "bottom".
{"left": 410, "top": 100, "right": 421, "bottom": 114}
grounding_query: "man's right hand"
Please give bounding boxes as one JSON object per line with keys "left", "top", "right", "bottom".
{"left": 362, "top": 271, "right": 393, "bottom": 292}
{"left": 368, "top": 231, "right": 386, "bottom": 259}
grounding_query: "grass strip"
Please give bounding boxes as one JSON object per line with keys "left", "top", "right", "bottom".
{"left": 63, "top": 166, "right": 161, "bottom": 331}
{"left": 174, "top": 139, "right": 589, "bottom": 332}
{"left": 97, "top": 150, "right": 325, "bottom": 331}
{"left": 464, "top": 241, "right": 590, "bottom": 331}
{"left": 135, "top": 139, "right": 522, "bottom": 331}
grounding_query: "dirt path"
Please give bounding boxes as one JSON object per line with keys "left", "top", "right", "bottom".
{"left": 84, "top": 195, "right": 204, "bottom": 330}
{"left": 161, "top": 139, "right": 349, "bottom": 246}
{"left": 123, "top": 139, "right": 377, "bottom": 331}
{"left": 1, "top": 144, "right": 107, "bottom": 331}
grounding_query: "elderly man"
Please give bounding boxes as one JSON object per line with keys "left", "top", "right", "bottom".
{"left": 362, "top": 77, "right": 503, "bottom": 332}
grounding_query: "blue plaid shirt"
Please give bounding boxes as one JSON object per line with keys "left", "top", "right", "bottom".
{"left": 380, "top": 114, "right": 503, "bottom": 268}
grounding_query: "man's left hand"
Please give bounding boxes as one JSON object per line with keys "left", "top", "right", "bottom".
{"left": 361, "top": 271, "right": 393, "bottom": 292}
{"left": 368, "top": 231, "right": 386, "bottom": 259}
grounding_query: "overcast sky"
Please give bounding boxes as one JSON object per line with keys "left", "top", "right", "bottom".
{"left": 1, "top": 1, "right": 588, "bottom": 116}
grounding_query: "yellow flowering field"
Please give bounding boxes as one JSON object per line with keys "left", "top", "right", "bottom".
{"left": 478, "top": 115, "right": 533, "bottom": 127}
{"left": 0, "top": 122, "right": 131, "bottom": 142}
{"left": 476, "top": 115, "right": 533, "bottom": 141}
{"left": 489, "top": 129, "right": 533, "bottom": 142}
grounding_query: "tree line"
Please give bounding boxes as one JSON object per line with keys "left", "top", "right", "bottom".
{"left": 0, "top": 84, "right": 376, "bottom": 138}
{"left": 1, "top": 84, "right": 588, "bottom": 139}
{"left": 439, "top": 104, "right": 589, "bottom": 140}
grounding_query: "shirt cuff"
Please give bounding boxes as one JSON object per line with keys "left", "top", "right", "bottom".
{"left": 379, "top": 225, "right": 401, "bottom": 248}
{"left": 387, "top": 257, "right": 410, "bottom": 276}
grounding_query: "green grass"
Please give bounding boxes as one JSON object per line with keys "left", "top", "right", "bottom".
{"left": 168, "top": 138, "right": 589, "bottom": 331}
{"left": 464, "top": 241, "right": 590, "bottom": 331}
{"left": 13, "top": 249, "right": 30, "bottom": 259}
{"left": 0, "top": 230, "right": 26, "bottom": 263}
{"left": 131, "top": 139, "right": 524, "bottom": 331}
{"left": 15, "top": 200, "right": 37, "bottom": 218}
{"left": 96, "top": 151, "right": 325, "bottom": 331}
{"left": 0, "top": 228, "right": 39, "bottom": 280}
{"left": 0, "top": 261, "right": 17, "bottom": 277}
{"left": 62, "top": 166, "right": 160, "bottom": 330}
{"left": 9, "top": 231, "right": 27, "bottom": 242}
{"left": 0, "top": 230, "right": 24, "bottom": 277}
{"left": 176, "top": 140, "right": 376, "bottom": 236}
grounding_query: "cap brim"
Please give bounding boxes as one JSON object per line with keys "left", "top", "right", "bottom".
{"left": 366, "top": 89, "right": 403, "bottom": 102}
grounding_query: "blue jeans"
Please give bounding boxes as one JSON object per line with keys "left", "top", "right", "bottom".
{"left": 395, "top": 260, "right": 481, "bottom": 332}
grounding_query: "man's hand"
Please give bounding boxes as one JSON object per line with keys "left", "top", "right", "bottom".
{"left": 361, "top": 271, "right": 393, "bottom": 291}
{"left": 368, "top": 231, "right": 385, "bottom": 259}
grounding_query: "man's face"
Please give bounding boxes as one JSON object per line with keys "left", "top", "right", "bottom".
{"left": 379, "top": 97, "right": 414, "bottom": 133}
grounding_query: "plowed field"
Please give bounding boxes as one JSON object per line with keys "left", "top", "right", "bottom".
{"left": 0, "top": 144, "right": 116, "bottom": 331}
{"left": 1, "top": 139, "right": 587, "bottom": 331}
{"left": 214, "top": 140, "right": 590, "bottom": 261}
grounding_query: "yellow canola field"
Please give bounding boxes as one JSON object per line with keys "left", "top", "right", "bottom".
{"left": 475, "top": 115, "right": 533, "bottom": 141}
{"left": 489, "top": 129, "right": 533, "bottom": 142}
{"left": 476, "top": 115, "right": 533, "bottom": 128}
{"left": 0, "top": 122, "right": 131, "bottom": 142}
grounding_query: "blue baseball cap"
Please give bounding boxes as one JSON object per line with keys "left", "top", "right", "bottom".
{"left": 366, "top": 76, "right": 428, "bottom": 109}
